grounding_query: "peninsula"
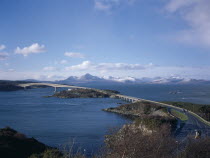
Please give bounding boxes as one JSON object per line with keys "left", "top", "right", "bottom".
{"left": 0, "top": 81, "right": 50, "bottom": 91}
{"left": 51, "top": 89, "right": 119, "bottom": 99}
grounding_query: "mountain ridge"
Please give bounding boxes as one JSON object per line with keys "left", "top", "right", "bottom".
{"left": 53, "top": 73, "right": 210, "bottom": 85}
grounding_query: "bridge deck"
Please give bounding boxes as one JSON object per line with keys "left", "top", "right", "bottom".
{"left": 18, "top": 83, "right": 89, "bottom": 89}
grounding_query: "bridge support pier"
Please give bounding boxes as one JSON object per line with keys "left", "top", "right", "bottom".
{"left": 54, "top": 87, "right": 57, "bottom": 93}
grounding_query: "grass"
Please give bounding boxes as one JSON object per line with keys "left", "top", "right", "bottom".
{"left": 162, "top": 101, "right": 210, "bottom": 123}
{"left": 170, "top": 109, "right": 188, "bottom": 121}
{"left": 162, "top": 102, "right": 201, "bottom": 113}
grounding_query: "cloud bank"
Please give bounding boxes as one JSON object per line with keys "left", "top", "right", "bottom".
{"left": 60, "top": 60, "right": 68, "bottom": 64}
{"left": 64, "top": 52, "right": 85, "bottom": 58}
{"left": 0, "top": 44, "right": 8, "bottom": 60}
{"left": 65, "top": 61, "right": 153, "bottom": 71}
{"left": 0, "top": 45, "right": 6, "bottom": 51}
{"left": 15, "top": 43, "right": 46, "bottom": 56}
{"left": 43, "top": 66, "right": 57, "bottom": 71}
{"left": 94, "top": 0, "right": 135, "bottom": 12}
{"left": 165, "top": 0, "right": 210, "bottom": 47}
{"left": 0, "top": 52, "right": 9, "bottom": 60}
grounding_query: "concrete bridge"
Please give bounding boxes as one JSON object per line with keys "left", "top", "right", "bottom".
{"left": 115, "top": 94, "right": 139, "bottom": 103}
{"left": 19, "top": 83, "right": 141, "bottom": 103}
{"left": 18, "top": 83, "right": 90, "bottom": 92}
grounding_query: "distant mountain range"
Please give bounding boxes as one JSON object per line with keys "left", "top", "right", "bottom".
{"left": 52, "top": 73, "right": 210, "bottom": 85}
{"left": 20, "top": 73, "right": 210, "bottom": 85}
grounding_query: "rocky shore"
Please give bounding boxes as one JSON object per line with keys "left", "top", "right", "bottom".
{"left": 51, "top": 89, "right": 119, "bottom": 99}
{"left": 0, "top": 127, "right": 59, "bottom": 158}
{"left": 103, "top": 101, "right": 167, "bottom": 116}
{"left": 103, "top": 101, "right": 177, "bottom": 130}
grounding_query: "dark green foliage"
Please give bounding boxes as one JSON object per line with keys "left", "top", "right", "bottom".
{"left": 161, "top": 107, "right": 168, "bottom": 113}
{"left": 0, "top": 127, "right": 49, "bottom": 158}
{"left": 0, "top": 83, "right": 24, "bottom": 91}
{"left": 29, "top": 149, "right": 63, "bottom": 158}
{"left": 123, "top": 101, "right": 158, "bottom": 112}
{"left": 135, "top": 116, "right": 177, "bottom": 130}
{"left": 102, "top": 89, "right": 120, "bottom": 94}
{"left": 199, "top": 106, "right": 210, "bottom": 121}
{"left": 0, "top": 80, "right": 29, "bottom": 84}
{"left": 105, "top": 101, "right": 163, "bottom": 116}
{"left": 53, "top": 89, "right": 110, "bottom": 98}
{"left": 179, "top": 138, "right": 210, "bottom": 158}
{"left": 143, "top": 104, "right": 152, "bottom": 114}
{"left": 0, "top": 80, "right": 30, "bottom": 91}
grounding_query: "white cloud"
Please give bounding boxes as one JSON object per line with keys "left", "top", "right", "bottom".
{"left": 95, "top": 1, "right": 111, "bottom": 11}
{"left": 60, "top": 60, "right": 68, "bottom": 64}
{"left": 43, "top": 66, "right": 57, "bottom": 71}
{"left": 65, "top": 61, "right": 92, "bottom": 71}
{"left": 39, "top": 75, "right": 65, "bottom": 80}
{"left": 97, "top": 62, "right": 152, "bottom": 70}
{"left": 1, "top": 65, "right": 210, "bottom": 81}
{"left": 5, "top": 63, "right": 9, "bottom": 66}
{"left": 94, "top": 0, "right": 135, "bottom": 12}
{"left": 64, "top": 52, "right": 85, "bottom": 58}
{"left": 165, "top": 0, "right": 210, "bottom": 47}
{"left": 0, "top": 45, "right": 8, "bottom": 60}
{"left": 0, "top": 45, "right": 6, "bottom": 51}
{"left": 15, "top": 43, "right": 46, "bottom": 56}
{"left": 65, "top": 60, "right": 153, "bottom": 71}
{"left": 165, "top": 0, "right": 198, "bottom": 12}
{"left": 0, "top": 52, "right": 9, "bottom": 60}
{"left": 8, "top": 69, "right": 15, "bottom": 72}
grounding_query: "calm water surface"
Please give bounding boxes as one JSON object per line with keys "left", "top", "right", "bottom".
{"left": 0, "top": 87, "right": 129, "bottom": 156}
{"left": 83, "top": 84, "right": 210, "bottom": 104}
{"left": 0, "top": 84, "right": 210, "bottom": 155}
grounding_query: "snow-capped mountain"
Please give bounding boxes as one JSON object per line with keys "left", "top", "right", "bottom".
{"left": 103, "top": 76, "right": 137, "bottom": 83}
{"left": 79, "top": 73, "right": 104, "bottom": 81}
{"left": 56, "top": 73, "right": 106, "bottom": 84}
{"left": 55, "top": 73, "right": 210, "bottom": 85}
{"left": 151, "top": 76, "right": 188, "bottom": 84}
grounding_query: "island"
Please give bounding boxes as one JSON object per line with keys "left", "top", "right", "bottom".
{"left": 50, "top": 89, "right": 120, "bottom": 99}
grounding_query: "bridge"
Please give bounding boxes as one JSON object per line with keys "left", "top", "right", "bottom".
{"left": 18, "top": 83, "right": 90, "bottom": 92}
{"left": 18, "top": 82, "right": 210, "bottom": 138}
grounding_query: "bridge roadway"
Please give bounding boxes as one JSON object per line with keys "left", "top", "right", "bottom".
{"left": 19, "top": 82, "right": 210, "bottom": 138}
{"left": 18, "top": 83, "right": 91, "bottom": 92}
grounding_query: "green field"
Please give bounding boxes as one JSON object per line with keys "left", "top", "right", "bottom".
{"left": 171, "top": 109, "right": 188, "bottom": 121}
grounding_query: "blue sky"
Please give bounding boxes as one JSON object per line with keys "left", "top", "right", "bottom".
{"left": 0, "top": 0, "right": 210, "bottom": 80}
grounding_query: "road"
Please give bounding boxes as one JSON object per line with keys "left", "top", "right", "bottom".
{"left": 168, "top": 108, "right": 210, "bottom": 140}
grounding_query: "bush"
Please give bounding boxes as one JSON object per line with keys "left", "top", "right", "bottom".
{"left": 104, "top": 124, "right": 177, "bottom": 158}
{"left": 179, "top": 138, "right": 210, "bottom": 158}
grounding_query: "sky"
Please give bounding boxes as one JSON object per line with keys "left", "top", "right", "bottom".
{"left": 0, "top": 0, "right": 210, "bottom": 80}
